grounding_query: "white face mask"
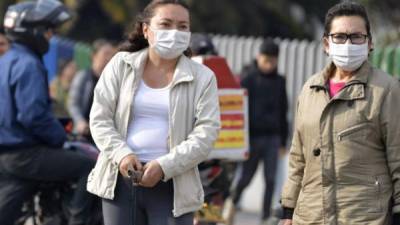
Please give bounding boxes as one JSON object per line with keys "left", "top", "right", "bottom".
{"left": 149, "top": 27, "right": 191, "bottom": 59}
{"left": 328, "top": 39, "right": 369, "bottom": 72}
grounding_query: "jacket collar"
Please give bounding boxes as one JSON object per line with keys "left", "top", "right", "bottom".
{"left": 311, "top": 61, "right": 371, "bottom": 86}
{"left": 122, "top": 48, "right": 194, "bottom": 86}
{"left": 12, "top": 43, "right": 41, "bottom": 60}
{"left": 310, "top": 61, "right": 372, "bottom": 100}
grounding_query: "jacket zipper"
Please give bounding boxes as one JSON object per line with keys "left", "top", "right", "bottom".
{"left": 125, "top": 68, "right": 140, "bottom": 139}
{"left": 167, "top": 81, "right": 177, "bottom": 153}
{"left": 337, "top": 123, "right": 369, "bottom": 141}
{"left": 375, "top": 177, "right": 381, "bottom": 212}
{"left": 166, "top": 78, "right": 192, "bottom": 152}
{"left": 167, "top": 82, "right": 172, "bottom": 152}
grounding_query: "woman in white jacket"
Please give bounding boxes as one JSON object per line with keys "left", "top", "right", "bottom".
{"left": 87, "top": 0, "right": 221, "bottom": 225}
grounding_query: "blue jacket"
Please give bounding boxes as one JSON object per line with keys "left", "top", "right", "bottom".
{"left": 0, "top": 43, "right": 66, "bottom": 149}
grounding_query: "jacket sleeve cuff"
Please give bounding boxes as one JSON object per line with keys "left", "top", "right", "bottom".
{"left": 113, "top": 147, "right": 135, "bottom": 167}
{"left": 393, "top": 212, "right": 400, "bottom": 224}
{"left": 156, "top": 156, "right": 174, "bottom": 181}
{"left": 393, "top": 204, "right": 400, "bottom": 214}
{"left": 281, "top": 207, "right": 294, "bottom": 219}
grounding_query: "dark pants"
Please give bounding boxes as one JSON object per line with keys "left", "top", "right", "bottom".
{"left": 102, "top": 174, "right": 193, "bottom": 225}
{"left": 231, "top": 135, "right": 280, "bottom": 219}
{"left": 0, "top": 146, "right": 95, "bottom": 225}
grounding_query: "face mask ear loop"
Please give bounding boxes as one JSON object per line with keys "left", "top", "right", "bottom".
{"left": 327, "top": 36, "right": 334, "bottom": 57}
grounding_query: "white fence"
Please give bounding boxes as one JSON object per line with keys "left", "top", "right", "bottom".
{"left": 211, "top": 35, "right": 330, "bottom": 131}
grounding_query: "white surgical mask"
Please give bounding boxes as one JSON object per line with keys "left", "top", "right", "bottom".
{"left": 328, "top": 39, "right": 369, "bottom": 72}
{"left": 149, "top": 27, "right": 191, "bottom": 59}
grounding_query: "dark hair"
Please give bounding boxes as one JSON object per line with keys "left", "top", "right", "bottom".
{"left": 119, "top": 0, "right": 191, "bottom": 56}
{"left": 323, "top": 1, "right": 371, "bottom": 38}
{"left": 259, "top": 38, "right": 279, "bottom": 57}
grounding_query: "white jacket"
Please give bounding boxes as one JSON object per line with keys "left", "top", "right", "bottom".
{"left": 87, "top": 49, "right": 221, "bottom": 216}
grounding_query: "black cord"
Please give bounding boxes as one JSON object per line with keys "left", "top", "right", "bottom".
{"left": 128, "top": 164, "right": 143, "bottom": 225}
{"left": 128, "top": 169, "right": 138, "bottom": 225}
{"left": 130, "top": 182, "right": 137, "bottom": 225}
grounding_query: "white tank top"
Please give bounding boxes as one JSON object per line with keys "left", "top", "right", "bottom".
{"left": 126, "top": 80, "right": 170, "bottom": 162}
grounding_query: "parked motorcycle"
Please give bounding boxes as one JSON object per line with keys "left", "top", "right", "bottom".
{"left": 194, "top": 160, "right": 236, "bottom": 225}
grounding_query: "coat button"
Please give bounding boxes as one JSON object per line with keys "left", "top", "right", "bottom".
{"left": 313, "top": 148, "right": 321, "bottom": 156}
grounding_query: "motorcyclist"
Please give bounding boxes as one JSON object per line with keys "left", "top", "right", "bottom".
{"left": 0, "top": 1, "right": 95, "bottom": 225}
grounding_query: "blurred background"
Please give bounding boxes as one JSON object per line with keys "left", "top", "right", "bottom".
{"left": 1, "top": 0, "right": 399, "bottom": 44}
{"left": 1, "top": 1, "right": 400, "bottom": 224}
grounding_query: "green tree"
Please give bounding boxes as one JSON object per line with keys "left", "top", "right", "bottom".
{"left": 357, "top": 0, "right": 400, "bottom": 45}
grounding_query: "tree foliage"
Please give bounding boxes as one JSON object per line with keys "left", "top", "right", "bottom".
{"left": 4, "top": 0, "right": 399, "bottom": 44}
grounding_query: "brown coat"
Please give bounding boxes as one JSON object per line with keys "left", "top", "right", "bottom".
{"left": 281, "top": 61, "right": 400, "bottom": 225}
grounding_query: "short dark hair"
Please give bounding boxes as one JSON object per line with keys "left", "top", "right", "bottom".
{"left": 323, "top": 1, "right": 371, "bottom": 39}
{"left": 259, "top": 38, "right": 279, "bottom": 57}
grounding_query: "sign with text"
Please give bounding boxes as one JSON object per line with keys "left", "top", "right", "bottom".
{"left": 210, "top": 89, "right": 249, "bottom": 161}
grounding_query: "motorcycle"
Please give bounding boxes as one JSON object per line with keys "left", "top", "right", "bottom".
{"left": 194, "top": 160, "right": 236, "bottom": 225}
{"left": 15, "top": 119, "right": 103, "bottom": 225}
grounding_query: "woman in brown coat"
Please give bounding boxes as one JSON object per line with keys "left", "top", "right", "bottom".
{"left": 281, "top": 2, "right": 400, "bottom": 225}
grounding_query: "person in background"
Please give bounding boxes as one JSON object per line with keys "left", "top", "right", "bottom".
{"left": 0, "top": 27, "right": 10, "bottom": 56}
{"left": 0, "top": 1, "right": 95, "bottom": 225}
{"left": 280, "top": 2, "right": 400, "bottom": 225}
{"left": 68, "top": 39, "right": 115, "bottom": 139}
{"left": 230, "top": 38, "right": 288, "bottom": 225}
{"left": 190, "top": 33, "right": 218, "bottom": 56}
{"left": 86, "top": 1, "right": 221, "bottom": 224}
{"left": 50, "top": 60, "right": 77, "bottom": 118}
{"left": 190, "top": 33, "right": 237, "bottom": 225}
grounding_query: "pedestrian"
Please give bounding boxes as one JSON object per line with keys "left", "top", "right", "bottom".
{"left": 86, "top": 1, "right": 221, "bottom": 225}
{"left": 280, "top": 2, "right": 400, "bottom": 225}
{"left": 230, "top": 38, "right": 288, "bottom": 225}
{"left": 0, "top": 27, "right": 10, "bottom": 56}
{"left": 68, "top": 39, "right": 115, "bottom": 139}
{"left": 50, "top": 60, "right": 78, "bottom": 117}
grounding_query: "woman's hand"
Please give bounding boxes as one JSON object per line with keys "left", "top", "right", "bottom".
{"left": 279, "top": 147, "right": 288, "bottom": 158}
{"left": 119, "top": 154, "right": 143, "bottom": 178}
{"left": 280, "top": 219, "right": 292, "bottom": 225}
{"left": 76, "top": 120, "right": 90, "bottom": 135}
{"left": 140, "top": 160, "right": 164, "bottom": 187}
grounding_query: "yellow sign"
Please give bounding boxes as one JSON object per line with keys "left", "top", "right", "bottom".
{"left": 214, "top": 91, "right": 247, "bottom": 150}
{"left": 214, "top": 130, "right": 245, "bottom": 149}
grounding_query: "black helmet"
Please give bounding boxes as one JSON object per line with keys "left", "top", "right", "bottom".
{"left": 3, "top": 0, "right": 71, "bottom": 55}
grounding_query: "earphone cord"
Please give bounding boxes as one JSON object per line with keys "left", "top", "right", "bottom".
{"left": 130, "top": 180, "right": 137, "bottom": 225}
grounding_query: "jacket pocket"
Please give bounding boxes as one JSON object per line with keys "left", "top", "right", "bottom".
{"left": 86, "top": 152, "right": 118, "bottom": 199}
{"left": 337, "top": 122, "right": 371, "bottom": 141}
{"left": 174, "top": 168, "right": 203, "bottom": 210}
{"left": 372, "top": 175, "right": 392, "bottom": 213}
{"left": 336, "top": 174, "right": 391, "bottom": 216}
{"left": 295, "top": 189, "right": 323, "bottom": 222}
